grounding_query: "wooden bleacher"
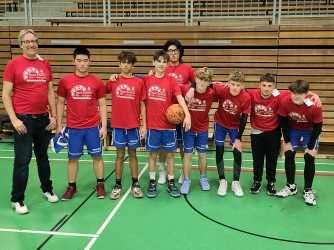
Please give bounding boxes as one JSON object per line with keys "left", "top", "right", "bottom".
{"left": 1, "top": 25, "right": 333, "bottom": 152}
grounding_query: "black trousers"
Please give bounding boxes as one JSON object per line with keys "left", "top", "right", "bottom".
{"left": 11, "top": 114, "right": 53, "bottom": 202}
{"left": 250, "top": 128, "right": 281, "bottom": 184}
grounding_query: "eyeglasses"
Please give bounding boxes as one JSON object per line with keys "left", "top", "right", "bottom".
{"left": 167, "top": 49, "right": 179, "bottom": 54}
{"left": 21, "top": 39, "right": 38, "bottom": 45}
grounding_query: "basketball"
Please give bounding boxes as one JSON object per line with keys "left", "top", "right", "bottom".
{"left": 166, "top": 104, "right": 185, "bottom": 125}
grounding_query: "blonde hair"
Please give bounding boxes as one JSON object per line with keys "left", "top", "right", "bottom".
{"left": 18, "top": 29, "right": 37, "bottom": 44}
{"left": 228, "top": 71, "right": 244, "bottom": 83}
{"left": 195, "top": 67, "right": 213, "bottom": 82}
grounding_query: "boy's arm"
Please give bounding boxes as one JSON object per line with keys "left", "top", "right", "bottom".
{"left": 176, "top": 94, "right": 191, "bottom": 131}
{"left": 140, "top": 101, "right": 147, "bottom": 139}
{"left": 98, "top": 97, "right": 107, "bottom": 140}
{"left": 237, "top": 113, "right": 248, "bottom": 140}
{"left": 56, "top": 96, "right": 65, "bottom": 134}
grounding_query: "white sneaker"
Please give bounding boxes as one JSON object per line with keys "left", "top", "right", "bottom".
{"left": 276, "top": 184, "right": 297, "bottom": 198}
{"left": 231, "top": 181, "right": 244, "bottom": 197}
{"left": 217, "top": 179, "right": 228, "bottom": 196}
{"left": 11, "top": 201, "right": 29, "bottom": 214}
{"left": 158, "top": 170, "right": 167, "bottom": 184}
{"left": 303, "top": 190, "right": 316, "bottom": 206}
{"left": 43, "top": 192, "right": 59, "bottom": 203}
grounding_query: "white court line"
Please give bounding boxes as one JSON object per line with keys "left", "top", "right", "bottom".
{"left": 0, "top": 228, "right": 98, "bottom": 238}
{"left": 84, "top": 163, "right": 148, "bottom": 250}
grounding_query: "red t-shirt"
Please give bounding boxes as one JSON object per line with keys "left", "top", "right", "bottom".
{"left": 249, "top": 89, "right": 289, "bottom": 132}
{"left": 106, "top": 76, "right": 145, "bottom": 129}
{"left": 181, "top": 84, "right": 214, "bottom": 132}
{"left": 213, "top": 84, "right": 251, "bottom": 129}
{"left": 278, "top": 93, "right": 323, "bottom": 131}
{"left": 57, "top": 73, "right": 105, "bottom": 129}
{"left": 3, "top": 55, "right": 53, "bottom": 114}
{"left": 144, "top": 74, "right": 181, "bottom": 130}
{"left": 166, "top": 63, "right": 195, "bottom": 85}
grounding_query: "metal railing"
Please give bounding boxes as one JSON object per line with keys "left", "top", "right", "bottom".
{"left": 0, "top": 0, "right": 333, "bottom": 26}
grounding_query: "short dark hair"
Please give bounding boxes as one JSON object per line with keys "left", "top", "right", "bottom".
{"left": 289, "top": 80, "right": 309, "bottom": 94}
{"left": 153, "top": 49, "right": 169, "bottom": 62}
{"left": 163, "top": 39, "right": 184, "bottom": 60}
{"left": 118, "top": 51, "right": 137, "bottom": 64}
{"left": 260, "top": 73, "right": 276, "bottom": 85}
{"left": 73, "top": 46, "right": 90, "bottom": 59}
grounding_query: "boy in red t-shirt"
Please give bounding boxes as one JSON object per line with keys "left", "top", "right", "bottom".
{"left": 56, "top": 47, "right": 107, "bottom": 201}
{"left": 276, "top": 80, "right": 323, "bottom": 206}
{"left": 144, "top": 50, "right": 191, "bottom": 198}
{"left": 106, "top": 51, "right": 146, "bottom": 200}
{"left": 180, "top": 67, "right": 214, "bottom": 194}
{"left": 213, "top": 71, "right": 251, "bottom": 198}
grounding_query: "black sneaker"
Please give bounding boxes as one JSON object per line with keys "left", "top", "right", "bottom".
{"left": 167, "top": 179, "right": 181, "bottom": 198}
{"left": 250, "top": 181, "right": 261, "bottom": 194}
{"left": 146, "top": 180, "right": 157, "bottom": 198}
{"left": 267, "top": 182, "right": 277, "bottom": 196}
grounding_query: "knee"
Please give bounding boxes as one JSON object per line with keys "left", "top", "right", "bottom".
{"left": 285, "top": 150, "right": 295, "bottom": 159}
{"left": 116, "top": 149, "right": 125, "bottom": 160}
{"left": 304, "top": 152, "right": 315, "bottom": 163}
{"left": 127, "top": 149, "right": 137, "bottom": 159}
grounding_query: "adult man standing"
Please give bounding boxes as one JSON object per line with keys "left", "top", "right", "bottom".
{"left": 2, "top": 29, "right": 59, "bottom": 214}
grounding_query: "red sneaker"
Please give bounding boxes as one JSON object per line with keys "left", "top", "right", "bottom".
{"left": 61, "top": 186, "right": 77, "bottom": 201}
{"left": 96, "top": 182, "right": 105, "bottom": 199}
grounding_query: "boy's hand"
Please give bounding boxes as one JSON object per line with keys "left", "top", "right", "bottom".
{"left": 232, "top": 139, "right": 242, "bottom": 152}
{"left": 283, "top": 142, "right": 293, "bottom": 152}
{"left": 46, "top": 116, "right": 57, "bottom": 131}
{"left": 139, "top": 126, "right": 147, "bottom": 139}
{"left": 305, "top": 148, "right": 317, "bottom": 157}
{"left": 109, "top": 74, "right": 119, "bottom": 81}
{"left": 183, "top": 113, "right": 191, "bottom": 131}
{"left": 99, "top": 127, "right": 107, "bottom": 140}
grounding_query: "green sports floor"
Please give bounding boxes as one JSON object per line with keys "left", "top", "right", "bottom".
{"left": 0, "top": 143, "right": 333, "bottom": 250}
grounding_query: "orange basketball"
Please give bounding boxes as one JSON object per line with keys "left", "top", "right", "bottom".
{"left": 166, "top": 104, "right": 185, "bottom": 125}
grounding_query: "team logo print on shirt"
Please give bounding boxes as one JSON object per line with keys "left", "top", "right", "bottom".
{"left": 116, "top": 84, "right": 136, "bottom": 100}
{"left": 23, "top": 67, "right": 47, "bottom": 83}
{"left": 254, "top": 104, "right": 273, "bottom": 117}
{"left": 288, "top": 112, "right": 308, "bottom": 123}
{"left": 168, "top": 72, "right": 184, "bottom": 85}
{"left": 71, "top": 84, "right": 93, "bottom": 100}
{"left": 188, "top": 98, "right": 206, "bottom": 112}
{"left": 222, "top": 99, "right": 238, "bottom": 115}
{"left": 148, "top": 85, "right": 166, "bottom": 101}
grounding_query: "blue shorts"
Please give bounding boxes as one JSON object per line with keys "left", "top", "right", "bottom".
{"left": 146, "top": 129, "right": 176, "bottom": 152}
{"left": 290, "top": 129, "right": 320, "bottom": 150}
{"left": 67, "top": 127, "right": 102, "bottom": 159}
{"left": 183, "top": 130, "right": 208, "bottom": 153}
{"left": 176, "top": 124, "right": 183, "bottom": 146}
{"left": 112, "top": 128, "right": 140, "bottom": 149}
{"left": 214, "top": 122, "right": 239, "bottom": 147}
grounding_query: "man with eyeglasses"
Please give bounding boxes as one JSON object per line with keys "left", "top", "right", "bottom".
{"left": 157, "top": 39, "right": 195, "bottom": 185}
{"left": 2, "top": 29, "right": 59, "bottom": 214}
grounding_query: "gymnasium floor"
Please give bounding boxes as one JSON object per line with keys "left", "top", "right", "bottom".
{"left": 0, "top": 143, "right": 333, "bottom": 250}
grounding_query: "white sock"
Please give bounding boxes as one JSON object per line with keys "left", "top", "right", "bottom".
{"left": 149, "top": 172, "right": 156, "bottom": 180}
{"left": 158, "top": 162, "right": 166, "bottom": 171}
{"left": 167, "top": 175, "right": 174, "bottom": 181}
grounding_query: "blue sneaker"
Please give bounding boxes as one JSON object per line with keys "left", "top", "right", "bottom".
{"left": 167, "top": 180, "right": 181, "bottom": 198}
{"left": 51, "top": 128, "right": 68, "bottom": 153}
{"left": 146, "top": 180, "right": 157, "bottom": 198}
{"left": 199, "top": 175, "right": 210, "bottom": 191}
{"left": 180, "top": 178, "right": 191, "bottom": 194}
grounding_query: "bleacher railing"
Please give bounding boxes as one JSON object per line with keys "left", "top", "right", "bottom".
{"left": 0, "top": 0, "right": 333, "bottom": 26}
